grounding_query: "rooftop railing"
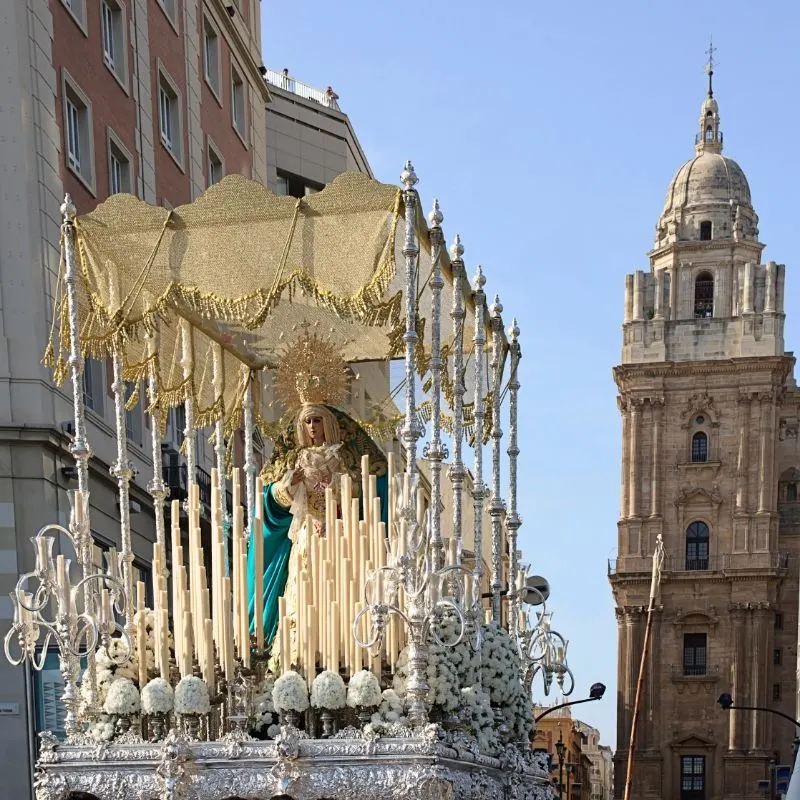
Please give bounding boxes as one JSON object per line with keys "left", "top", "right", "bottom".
{"left": 609, "top": 552, "right": 789, "bottom": 576}
{"left": 265, "top": 69, "right": 340, "bottom": 111}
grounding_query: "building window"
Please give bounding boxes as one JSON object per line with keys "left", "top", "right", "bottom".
{"left": 773, "top": 683, "right": 782, "bottom": 701}
{"left": 158, "top": 69, "right": 182, "bottom": 164}
{"left": 680, "top": 755, "right": 705, "bottom": 800}
{"left": 82, "top": 358, "right": 104, "bottom": 413}
{"left": 683, "top": 633, "right": 707, "bottom": 676}
{"left": 788, "top": 483, "right": 798, "bottom": 502}
{"left": 157, "top": 0, "right": 177, "bottom": 25}
{"left": 691, "top": 431, "right": 708, "bottom": 463}
{"left": 231, "top": 63, "right": 246, "bottom": 139}
{"left": 101, "top": 0, "right": 126, "bottom": 83}
{"left": 774, "top": 648, "right": 782, "bottom": 665}
{"left": 125, "top": 382, "right": 143, "bottom": 446}
{"left": 685, "top": 521, "right": 709, "bottom": 571}
{"left": 275, "top": 170, "right": 323, "bottom": 199}
{"left": 61, "top": 0, "right": 87, "bottom": 30}
{"left": 62, "top": 75, "right": 94, "bottom": 191}
{"left": 694, "top": 272, "right": 714, "bottom": 318}
{"left": 203, "top": 17, "right": 220, "bottom": 97}
{"left": 108, "top": 135, "right": 132, "bottom": 195}
{"left": 207, "top": 143, "right": 224, "bottom": 186}
{"left": 776, "top": 613, "right": 784, "bottom": 630}
{"left": 699, "top": 220, "right": 712, "bottom": 241}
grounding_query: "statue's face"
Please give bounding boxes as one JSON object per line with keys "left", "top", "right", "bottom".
{"left": 304, "top": 414, "right": 325, "bottom": 445}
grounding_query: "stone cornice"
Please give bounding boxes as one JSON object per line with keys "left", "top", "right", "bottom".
{"left": 647, "top": 237, "right": 764, "bottom": 261}
{"left": 614, "top": 356, "right": 793, "bottom": 386}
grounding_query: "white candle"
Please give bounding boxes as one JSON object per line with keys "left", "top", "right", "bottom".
{"left": 204, "top": 618, "right": 215, "bottom": 694}
{"left": 137, "top": 609, "right": 147, "bottom": 688}
{"left": 158, "top": 608, "right": 169, "bottom": 679}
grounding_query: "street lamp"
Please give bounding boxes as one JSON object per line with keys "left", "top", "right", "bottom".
{"left": 555, "top": 730, "right": 565, "bottom": 799}
{"left": 535, "top": 682, "right": 607, "bottom": 723}
{"left": 717, "top": 692, "right": 800, "bottom": 764}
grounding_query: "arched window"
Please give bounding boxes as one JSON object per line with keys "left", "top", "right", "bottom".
{"left": 700, "top": 220, "right": 712, "bottom": 240}
{"left": 788, "top": 483, "right": 798, "bottom": 503}
{"left": 705, "top": 126, "right": 714, "bottom": 142}
{"left": 691, "top": 431, "right": 708, "bottom": 463}
{"left": 686, "top": 521, "right": 709, "bottom": 570}
{"left": 694, "top": 272, "right": 714, "bottom": 318}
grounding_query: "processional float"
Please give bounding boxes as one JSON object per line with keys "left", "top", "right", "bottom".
{"left": 4, "top": 164, "right": 574, "bottom": 800}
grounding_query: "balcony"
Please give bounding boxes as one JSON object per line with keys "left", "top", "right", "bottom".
{"left": 264, "top": 69, "right": 340, "bottom": 110}
{"left": 609, "top": 552, "right": 789, "bottom": 577}
{"left": 162, "top": 464, "right": 235, "bottom": 514}
{"left": 670, "top": 663, "right": 720, "bottom": 682}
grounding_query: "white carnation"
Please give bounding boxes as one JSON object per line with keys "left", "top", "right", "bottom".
{"left": 346, "top": 670, "right": 382, "bottom": 709}
{"left": 141, "top": 677, "right": 174, "bottom": 714}
{"left": 310, "top": 670, "right": 346, "bottom": 710}
{"left": 174, "top": 676, "right": 211, "bottom": 715}
{"left": 272, "top": 670, "right": 310, "bottom": 713}
{"left": 103, "top": 677, "right": 140, "bottom": 715}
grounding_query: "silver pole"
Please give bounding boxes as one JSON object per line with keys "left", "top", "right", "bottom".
{"left": 472, "top": 267, "right": 487, "bottom": 613}
{"left": 425, "top": 199, "right": 445, "bottom": 571}
{"left": 506, "top": 319, "right": 522, "bottom": 639}
{"left": 60, "top": 195, "right": 98, "bottom": 716}
{"left": 212, "top": 344, "right": 229, "bottom": 547}
{"left": 400, "top": 161, "right": 421, "bottom": 477}
{"left": 179, "top": 321, "right": 196, "bottom": 497}
{"left": 110, "top": 350, "right": 135, "bottom": 635}
{"left": 488, "top": 295, "right": 505, "bottom": 623}
{"left": 448, "top": 235, "right": 466, "bottom": 561}
{"left": 146, "top": 332, "right": 169, "bottom": 564}
{"left": 243, "top": 373, "right": 255, "bottom": 542}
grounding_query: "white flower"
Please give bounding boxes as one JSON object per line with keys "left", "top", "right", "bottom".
{"left": 272, "top": 671, "right": 309, "bottom": 713}
{"left": 311, "top": 670, "right": 346, "bottom": 710}
{"left": 174, "top": 676, "right": 211, "bottom": 715}
{"left": 141, "top": 678, "right": 174, "bottom": 714}
{"left": 346, "top": 670, "right": 382, "bottom": 709}
{"left": 106, "top": 637, "right": 132, "bottom": 664}
{"left": 267, "top": 723, "right": 282, "bottom": 739}
{"left": 103, "top": 677, "right": 140, "bottom": 716}
{"left": 89, "top": 719, "right": 115, "bottom": 743}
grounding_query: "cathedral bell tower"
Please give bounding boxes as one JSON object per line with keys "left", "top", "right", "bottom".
{"left": 609, "top": 57, "right": 800, "bottom": 800}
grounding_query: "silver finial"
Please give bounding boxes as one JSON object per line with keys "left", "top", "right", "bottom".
{"left": 509, "top": 317, "right": 520, "bottom": 341}
{"left": 449, "top": 233, "right": 464, "bottom": 261}
{"left": 473, "top": 265, "right": 486, "bottom": 291}
{"left": 490, "top": 294, "right": 503, "bottom": 317}
{"left": 401, "top": 160, "right": 418, "bottom": 189}
{"left": 428, "top": 198, "right": 443, "bottom": 227}
{"left": 60, "top": 194, "right": 76, "bottom": 221}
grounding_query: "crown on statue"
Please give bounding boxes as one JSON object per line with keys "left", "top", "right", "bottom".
{"left": 275, "top": 323, "right": 351, "bottom": 412}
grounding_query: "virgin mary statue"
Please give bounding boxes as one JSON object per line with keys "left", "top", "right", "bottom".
{"left": 247, "top": 331, "right": 388, "bottom": 651}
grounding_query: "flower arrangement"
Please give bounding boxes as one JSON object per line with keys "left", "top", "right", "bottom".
{"left": 88, "top": 717, "right": 115, "bottom": 743}
{"left": 103, "top": 677, "right": 141, "bottom": 716}
{"left": 174, "top": 676, "right": 211, "bottom": 715}
{"left": 346, "top": 669, "right": 382, "bottom": 709}
{"left": 365, "top": 688, "right": 409, "bottom": 736}
{"left": 311, "top": 670, "right": 346, "bottom": 711}
{"left": 252, "top": 675, "right": 281, "bottom": 738}
{"left": 272, "top": 670, "right": 310, "bottom": 713}
{"left": 141, "top": 677, "right": 174, "bottom": 715}
{"left": 460, "top": 686, "right": 499, "bottom": 753}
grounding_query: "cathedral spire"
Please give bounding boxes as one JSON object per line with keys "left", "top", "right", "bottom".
{"left": 696, "top": 40, "right": 722, "bottom": 154}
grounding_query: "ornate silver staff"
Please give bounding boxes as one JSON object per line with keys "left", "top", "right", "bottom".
{"left": 488, "top": 295, "right": 505, "bottom": 623}
{"left": 506, "top": 319, "right": 522, "bottom": 640}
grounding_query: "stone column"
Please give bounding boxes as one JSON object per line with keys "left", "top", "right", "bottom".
{"left": 765, "top": 261, "right": 777, "bottom": 313}
{"left": 633, "top": 271, "right": 644, "bottom": 321}
{"left": 629, "top": 400, "right": 641, "bottom": 518}
{"left": 735, "top": 394, "right": 751, "bottom": 513}
{"left": 619, "top": 397, "right": 629, "bottom": 519}
{"left": 650, "top": 399, "right": 663, "bottom": 518}
{"left": 750, "top": 607, "right": 771, "bottom": 750}
{"left": 624, "top": 275, "right": 634, "bottom": 324}
{"left": 670, "top": 264, "right": 679, "bottom": 320}
{"left": 729, "top": 605, "right": 747, "bottom": 751}
{"left": 654, "top": 270, "right": 664, "bottom": 319}
{"left": 743, "top": 262, "right": 754, "bottom": 314}
{"left": 757, "top": 391, "right": 774, "bottom": 514}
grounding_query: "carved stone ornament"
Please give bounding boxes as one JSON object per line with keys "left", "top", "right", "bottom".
{"left": 681, "top": 393, "right": 720, "bottom": 429}
{"left": 25, "top": 730, "right": 555, "bottom": 800}
{"left": 779, "top": 417, "right": 799, "bottom": 441}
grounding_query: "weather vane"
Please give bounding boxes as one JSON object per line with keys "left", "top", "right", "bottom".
{"left": 705, "top": 37, "right": 717, "bottom": 97}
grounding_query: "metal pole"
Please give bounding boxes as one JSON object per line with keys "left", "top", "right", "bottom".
{"left": 400, "top": 161, "right": 421, "bottom": 477}
{"left": 179, "top": 320, "right": 196, "bottom": 495}
{"left": 488, "top": 295, "right": 504, "bottom": 622}
{"left": 243, "top": 372, "right": 255, "bottom": 542}
{"left": 146, "top": 331, "right": 169, "bottom": 567}
{"left": 425, "top": 199, "right": 445, "bottom": 571}
{"left": 506, "top": 318, "right": 521, "bottom": 637}
{"left": 471, "top": 267, "right": 487, "bottom": 605}
{"left": 448, "top": 235, "right": 466, "bottom": 560}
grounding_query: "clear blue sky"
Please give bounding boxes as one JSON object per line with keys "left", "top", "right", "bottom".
{"left": 261, "top": 0, "right": 800, "bottom": 748}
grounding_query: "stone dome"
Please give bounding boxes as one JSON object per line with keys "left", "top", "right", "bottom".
{"left": 654, "top": 89, "right": 759, "bottom": 248}
{"left": 661, "top": 151, "right": 751, "bottom": 214}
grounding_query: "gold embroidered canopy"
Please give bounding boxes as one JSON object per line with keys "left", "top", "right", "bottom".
{"left": 46, "top": 172, "right": 503, "bottom": 435}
